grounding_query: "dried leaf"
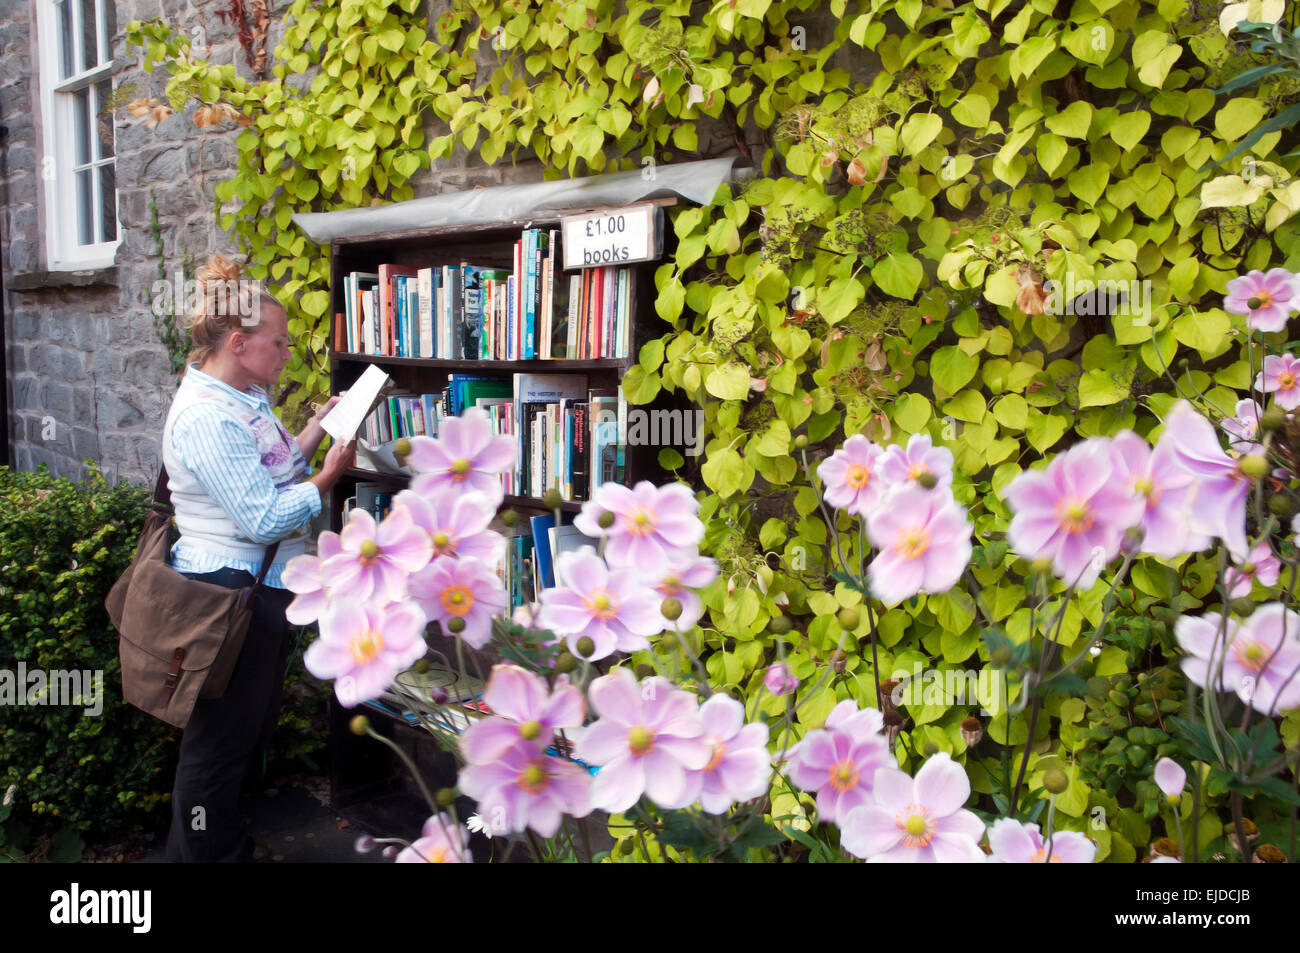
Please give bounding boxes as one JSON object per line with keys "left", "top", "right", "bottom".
{"left": 847, "top": 156, "right": 867, "bottom": 187}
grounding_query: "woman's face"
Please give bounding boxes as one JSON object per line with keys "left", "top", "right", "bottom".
{"left": 233, "top": 303, "right": 290, "bottom": 389}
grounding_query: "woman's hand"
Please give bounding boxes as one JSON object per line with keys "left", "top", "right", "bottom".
{"left": 309, "top": 438, "right": 357, "bottom": 497}
{"left": 310, "top": 395, "right": 343, "bottom": 428}
{"left": 298, "top": 394, "right": 343, "bottom": 459}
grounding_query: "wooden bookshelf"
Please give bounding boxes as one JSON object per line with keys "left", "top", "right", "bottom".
{"left": 325, "top": 213, "right": 678, "bottom": 539}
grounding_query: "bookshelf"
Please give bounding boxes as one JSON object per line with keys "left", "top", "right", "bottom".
{"left": 325, "top": 201, "right": 680, "bottom": 536}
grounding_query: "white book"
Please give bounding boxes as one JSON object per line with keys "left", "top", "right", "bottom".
{"left": 418, "top": 268, "right": 434, "bottom": 358}
{"left": 322, "top": 363, "right": 391, "bottom": 443}
{"left": 360, "top": 290, "right": 376, "bottom": 356}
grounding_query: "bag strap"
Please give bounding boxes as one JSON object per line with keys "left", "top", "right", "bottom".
{"left": 156, "top": 463, "right": 282, "bottom": 593}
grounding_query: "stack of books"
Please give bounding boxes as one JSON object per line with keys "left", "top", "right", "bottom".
{"left": 334, "top": 227, "right": 635, "bottom": 361}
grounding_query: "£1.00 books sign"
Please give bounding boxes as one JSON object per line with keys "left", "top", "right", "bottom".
{"left": 560, "top": 203, "right": 663, "bottom": 270}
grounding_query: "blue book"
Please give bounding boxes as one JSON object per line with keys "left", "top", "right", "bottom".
{"left": 529, "top": 512, "right": 576, "bottom": 590}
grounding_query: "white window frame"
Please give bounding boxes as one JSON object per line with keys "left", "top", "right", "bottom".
{"left": 35, "top": 0, "right": 120, "bottom": 270}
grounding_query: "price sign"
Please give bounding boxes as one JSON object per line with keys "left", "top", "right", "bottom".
{"left": 560, "top": 203, "right": 662, "bottom": 270}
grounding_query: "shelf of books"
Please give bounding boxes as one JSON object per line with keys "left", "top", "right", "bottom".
{"left": 327, "top": 214, "right": 671, "bottom": 621}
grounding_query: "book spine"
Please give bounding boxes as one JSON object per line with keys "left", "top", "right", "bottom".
{"left": 524, "top": 230, "right": 537, "bottom": 360}
{"left": 566, "top": 274, "right": 580, "bottom": 360}
{"left": 540, "top": 241, "right": 553, "bottom": 360}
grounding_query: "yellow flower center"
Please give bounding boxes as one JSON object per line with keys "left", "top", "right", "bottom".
{"left": 906, "top": 462, "right": 929, "bottom": 481}
{"left": 519, "top": 720, "right": 542, "bottom": 741}
{"left": 897, "top": 526, "right": 931, "bottom": 560}
{"left": 440, "top": 584, "right": 474, "bottom": 616}
{"left": 432, "top": 531, "right": 452, "bottom": 551}
{"left": 626, "top": 508, "right": 656, "bottom": 536}
{"left": 896, "top": 805, "right": 937, "bottom": 848}
{"left": 628, "top": 726, "right": 655, "bottom": 756}
{"left": 426, "top": 846, "right": 448, "bottom": 863}
{"left": 349, "top": 627, "right": 385, "bottom": 665}
{"left": 845, "top": 464, "right": 870, "bottom": 490}
{"left": 1234, "top": 640, "right": 1270, "bottom": 672}
{"left": 705, "top": 739, "right": 727, "bottom": 772}
{"left": 518, "top": 762, "right": 549, "bottom": 794}
{"left": 1056, "top": 498, "right": 1094, "bottom": 535}
{"left": 586, "top": 590, "right": 618, "bottom": 620}
{"left": 359, "top": 539, "right": 380, "bottom": 565}
{"left": 1281, "top": 372, "right": 1297, "bottom": 390}
{"left": 1256, "top": 290, "right": 1275, "bottom": 308}
{"left": 451, "top": 458, "right": 472, "bottom": 480}
{"left": 1030, "top": 847, "right": 1063, "bottom": 863}
{"left": 828, "top": 759, "right": 859, "bottom": 792}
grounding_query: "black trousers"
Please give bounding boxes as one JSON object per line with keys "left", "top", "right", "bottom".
{"left": 165, "top": 567, "right": 294, "bottom": 863}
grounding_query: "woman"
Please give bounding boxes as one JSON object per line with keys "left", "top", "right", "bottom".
{"left": 161, "top": 254, "right": 355, "bottom": 863}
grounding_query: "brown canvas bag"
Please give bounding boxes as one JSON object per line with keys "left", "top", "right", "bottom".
{"left": 105, "top": 467, "right": 280, "bottom": 729}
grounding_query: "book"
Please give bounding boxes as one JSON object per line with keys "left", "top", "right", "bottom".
{"left": 378, "top": 264, "right": 418, "bottom": 357}
{"left": 529, "top": 511, "right": 577, "bottom": 590}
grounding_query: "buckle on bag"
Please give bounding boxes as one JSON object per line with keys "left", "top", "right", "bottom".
{"left": 164, "top": 647, "right": 185, "bottom": 694}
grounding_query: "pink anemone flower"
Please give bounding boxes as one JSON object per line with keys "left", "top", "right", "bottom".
{"left": 305, "top": 600, "right": 429, "bottom": 707}
{"left": 786, "top": 700, "right": 893, "bottom": 824}
{"left": 457, "top": 742, "right": 593, "bottom": 838}
{"left": 1226, "top": 541, "right": 1281, "bottom": 599}
{"left": 405, "top": 407, "right": 517, "bottom": 503}
{"left": 459, "top": 664, "right": 586, "bottom": 765}
{"left": 839, "top": 754, "right": 987, "bottom": 862}
{"left": 1223, "top": 399, "right": 1264, "bottom": 454}
{"left": 282, "top": 531, "right": 343, "bottom": 625}
{"left": 322, "top": 506, "right": 433, "bottom": 604}
{"left": 878, "top": 433, "right": 954, "bottom": 491}
{"left": 395, "top": 813, "right": 471, "bottom": 863}
{"left": 1003, "top": 437, "right": 1145, "bottom": 590}
{"left": 1176, "top": 604, "right": 1300, "bottom": 715}
{"left": 393, "top": 487, "right": 503, "bottom": 565}
{"left": 1224, "top": 268, "right": 1300, "bottom": 333}
{"left": 652, "top": 554, "right": 719, "bottom": 631}
{"left": 572, "top": 481, "right": 704, "bottom": 573}
{"left": 1107, "top": 431, "right": 1209, "bottom": 560}
{"left": 537, "top": 547, "right": 666, "bottom": 661}
{"left": 406, "top": 555, "right": 506, "bottom": 649}
{"left": 764, "top": 663, "right": 799, "bottom": 696}
{"left": 986, "top": 818, "right": 1096, "bottom": 863}
{"left": 687, "top": 694, "right": 773, "bottom": 814}
{"left": 1257, "top": 353, "right": 1300, "bottom": 411}
{"left": 866, "top": 485, "right": 972, "bottom": 605}
{"left": 817, "top": 434, "right": 888, "bottom": 518}
{"left": 1159, "top": 401, "right": 1253, "bottom": 559}
{"left": 573, "top": 668, "right": 712, "bottom": 813}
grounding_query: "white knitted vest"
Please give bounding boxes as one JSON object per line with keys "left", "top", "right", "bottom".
{"left": 161, "top": 368, "right": 311, "bottom": 566}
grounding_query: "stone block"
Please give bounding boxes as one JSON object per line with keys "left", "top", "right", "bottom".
{"left": 72, "top": 425, "right": 99, "bottom": 461}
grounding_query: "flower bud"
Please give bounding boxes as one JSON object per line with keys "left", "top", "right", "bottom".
{"left": 764, "top": 663, "right": 799, "bottom": 696}
{"left": 659, "top": 632, "right": 679, "bottom": 650}
{"left": 598, "top": 510, "right": 617, "bottom": 529}
{"left": 393, "top": 437, "right": 412, "bottom": 466}
{"left": 1043, "top": 768, "right": 1069, "bottom": 794}
{"left": 429, "top": 685, "right": 449, "bottom": 705}
{"left": 1240, "top": 455, "right": 1271, "bottom": 479}
{"left": 1269, "top": 494, "right": 1295, "bottom": 517}
{"left": 917, "top": 471, "right": 938, "bottom": 489}
{"left": 794, "top": 434, "right": 809, "bottom": 449}
{"left": 349, "top": 715, "right": 371, "bottom": 736}
{"left": 836, "top": 607, "right": 861, "bottom": 631}
{"left": 354, "top": 834, "right": 377, "bottom": 854}
{"left": 576, "top": 636, "right": 596, "bottom": 658}
{"left": 555, "top": 652, "right": 579, "bottom": 674}
{"left": 500, "top": 510, "right": 519, "bottom": 528}
{"left": 413, "top": 658, "right": 430, "bottom": 674}
{"left": 382, "top": 845, "right": 399, "bottom": 860}
{"left": 542, "top": 488, "right": 563, "bottom": 510}
{"left": 1247, "top": 296, "right": 1264, "bottom": 310}
{"left": 435, "top": 787, "right": 457, "bottom": 807}
{"left": 1260, "top": 407, "right": 1288, "bottom": 431}
{"left": 1253, "top": 844, "right": 1286, "bottom": 863}
{"left": 960, "top": 716, "right": 983, "bottom": 748}
{"left": 360, "top": 539, "right": 379, "bottom": 559}
{"left": 878, "top": 679, "right": 901, "bottom": 711}
{"left": 1229, "top": 597, "right": 1256, "bottom": 617}
{"left": 883, "top": 710, "right": 904, "bottom": 746}
{"left": 661, "top": 597, "right": 683, "bottom": 621}
{"left": 1150, "top": 837, "right": 1180, "bottom": 858}
{"left": 446, "top": 616, "right": 466, "bottom": 633}
{"left": 769, "top": 614, "right": 793, "bottom": 634}
{"left": 829, "top": 649, "right": 848, "bottom": 674}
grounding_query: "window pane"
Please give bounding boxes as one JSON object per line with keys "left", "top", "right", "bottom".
{"left": 95, "top": 79, "right": 113, "bottom": 159}
{"left": 72, "top": 87, "right": 90, "bottom": 165}
{"left": 57, "top": 0, "right": 74, "bottom": 80}
{"left": 76, "top": 168, "right": 93, "bottom": 245}
{"left": 80, "top": 0, "right": 97, "bottom": 71}
{"left": 99, "top": 163, "right": 117, "bottom": 242}
{"left": 101, "top": 0, "right": 116, "bottom": 62}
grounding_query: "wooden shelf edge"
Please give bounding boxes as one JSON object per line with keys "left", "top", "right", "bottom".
{"left": 330, "top": 352, "right": 632, "bottom": 372}
{"left": 339, "top": 470, "right": 587, "bottom": 513}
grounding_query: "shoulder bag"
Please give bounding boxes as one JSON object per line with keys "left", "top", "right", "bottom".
{"left": 105, "top": 466, "right": 280, "bottom": 729}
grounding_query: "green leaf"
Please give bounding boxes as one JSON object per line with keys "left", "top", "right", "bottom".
{"left": 1077, "top": 368, "right": 1131, "bottom": 408}
{"left": 1214, "top": 97, "right": 1269, "bottom": 141}
{"left": 1026, "top": 410, "right": 1068, "bottom": 453}
{"left": 705, "top": 362, "right": 751, "bottom": 400}
{"left": 900, "top": 113, "right": 943, "bottom": 155}
{"left": 818, "top": 277, "right": 864, "bottom": 323}
{"left": 1110, "top": 111, "right": 1151, "bottom": 150}
{"left": 871, "top": 253, "right": 923, "bottom": 299}
{"left": 930, "top": 346, "right": 979, "bottom": 394}
{"left": 701, "top": 447, "right": 744, "bottom": 498}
